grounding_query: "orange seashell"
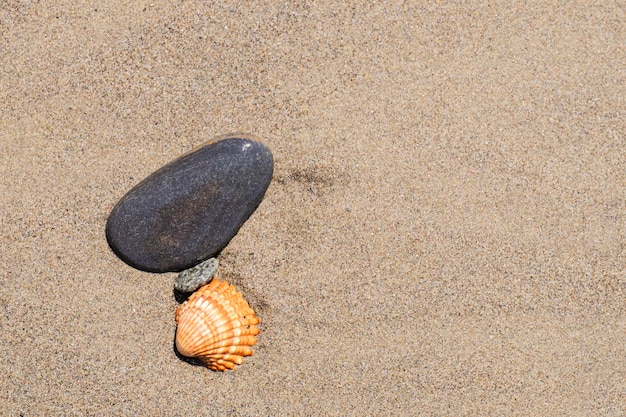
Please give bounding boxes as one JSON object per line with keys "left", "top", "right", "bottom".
{"left": 175, "top": 278, "right": 260, "bottom": 371}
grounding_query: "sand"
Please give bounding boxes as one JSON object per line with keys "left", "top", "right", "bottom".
{"left": 1, "top": 2, "right": 624, "bottom": 415}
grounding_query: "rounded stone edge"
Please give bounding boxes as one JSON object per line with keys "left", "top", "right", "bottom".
{"left": 185, "top": 132, "right": 266, "bottom": 156}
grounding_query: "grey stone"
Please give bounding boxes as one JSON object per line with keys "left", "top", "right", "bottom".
{"left": 106, "top": 134, "right": 273, "bottom": 272}
{"left": 174, "top": 257, "right": 218, "bottom": 293}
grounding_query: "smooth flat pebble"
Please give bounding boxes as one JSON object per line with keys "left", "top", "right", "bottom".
{"left": 106, "top": 133, "right": 273, "bottom": 272}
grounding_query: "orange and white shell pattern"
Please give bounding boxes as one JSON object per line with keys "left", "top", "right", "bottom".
{"left": 175, "top": 278, "right": 260, "bottom": 371}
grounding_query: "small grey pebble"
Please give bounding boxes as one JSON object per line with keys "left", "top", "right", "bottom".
{"left": 175, "top": 257, "right": 219, "bottom": 293}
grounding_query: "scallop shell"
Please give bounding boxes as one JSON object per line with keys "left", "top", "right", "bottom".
{"left": 175, "top": 278, "right": 260, "bottom": 371}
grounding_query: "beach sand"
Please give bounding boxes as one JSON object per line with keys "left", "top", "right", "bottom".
{"left": 1, "top": 2, "right": 624, "bottom": 415}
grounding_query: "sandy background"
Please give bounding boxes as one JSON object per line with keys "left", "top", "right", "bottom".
{"left": 1, "top": 1, "right": 625, "bottom": 415}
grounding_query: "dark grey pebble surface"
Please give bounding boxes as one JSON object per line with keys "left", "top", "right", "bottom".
{"left": 105, "top": 134, "right": 274, "bottom": 273}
